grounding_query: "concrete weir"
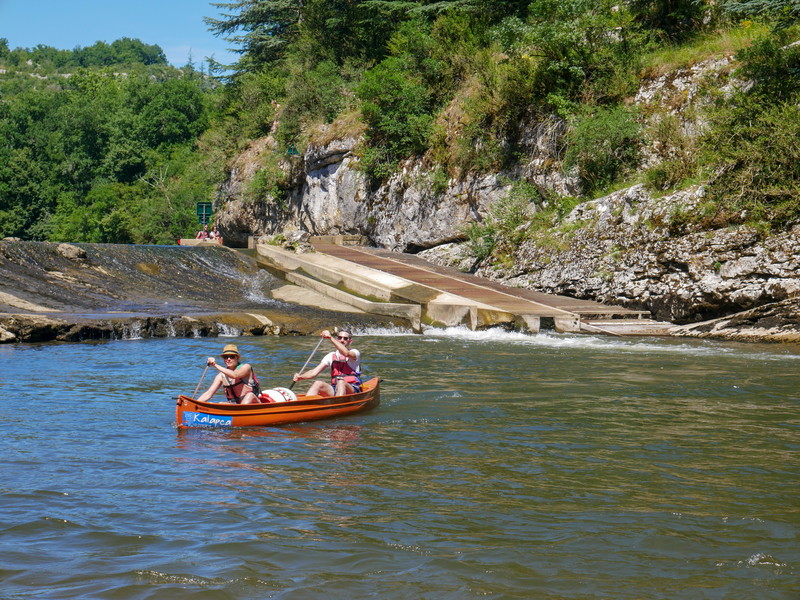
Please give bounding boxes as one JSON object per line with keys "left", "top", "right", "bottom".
{"left": 253, "top": 238, "right": 675, "bottom": 336}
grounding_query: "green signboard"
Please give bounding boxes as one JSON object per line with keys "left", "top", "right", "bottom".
{"left": 196, "top": 202, "right": 213, "bottom": 225}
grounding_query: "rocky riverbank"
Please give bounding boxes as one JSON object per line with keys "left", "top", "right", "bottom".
{"left": 417, "top": 185, "right": 800, "bottom": 344}
{"left": 0, "top": 241, "right": 412, "bottom": 344}
{"left": 207, "top": 53, "right": 800, "bottom": 345}
{"left": 213, "top": 136, "right": 800, "bottom": 343}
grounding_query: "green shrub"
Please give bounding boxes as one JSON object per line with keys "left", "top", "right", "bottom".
{"left": 549, "top": 195, "right": 582, "bottom": 221}
{"left": 491, "top": 1, "right": 650, "bottom": 108}
{"left": 277, "top": 59, "right": 350, "bottom": 147}
{"left": 564, "top": 105, "right": 643, "bottom": 196}
{"left": 246, "top": 152, "right": 290, "bottom": 212}
{"left": 356, "top": 56, "right": 434, "bottom": 181}
{"left": 465, "top": 220, "right": 497, "bottom": 261}
{"left": 430, "top": 166, "right": 450, "bottom": 195}
{"left": 465, "top": 179, "right": 543, "bottom": 260}
{"left": 735, "top": 33, "right": 800, "bottom": 101}
{"left": 628, "top": 0, "right": 713, "bottom": 41}
{"left": 722, "top": 0, "right": 800, "bottom": 31}
{"left": 217, "top": 69, "right": 285, "bottom": 141}
{"left": 700, "top": 34, "right": 800, "bottom": 227}
{"left": 432, "top": 50, "right": 537, "bottom": 175}
{"left": 355, "top": 144, "right": 396, "bottom": 184}
{"left": 703, "top": 99, "right": 800, "bottom": 226}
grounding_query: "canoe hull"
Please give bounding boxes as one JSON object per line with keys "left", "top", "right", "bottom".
{"left": 176, "top": 377, "right": 380, "bottom": 428}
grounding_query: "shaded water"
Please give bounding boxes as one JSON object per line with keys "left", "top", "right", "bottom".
{"left": 1, "top": 329, "right": 798, "bottom": 599}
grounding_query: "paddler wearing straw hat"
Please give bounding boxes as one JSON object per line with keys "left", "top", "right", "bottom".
{"left": 196, "top": 344, "right": 262, "bottom": 404}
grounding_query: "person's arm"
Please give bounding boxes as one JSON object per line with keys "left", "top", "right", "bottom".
{"left": 208, "top": 357, "right": 251, "bottom": 381}
{"left": 323, "top": 329, "right": 358, "bottom": 359}
{"left": 197, "top": 373, "right": 223, "bottom": 402}
{"left": 331, "top": 339, "right": 357, "bottom": 359}
{"left": 293, "top": 359, "right": 328, "bottom": 382}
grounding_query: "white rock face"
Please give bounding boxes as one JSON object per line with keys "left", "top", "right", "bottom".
{"left": 214, "top": 114, "right": 576, "bottom": 251}
{"left": 422, "top": 184, "right": 800, "bottom": 325}
{"left": 295, "top": 147, "right": 367, "bottom": 236}
{"left": 367, "top": 167, "right": 510, "bottom": 250}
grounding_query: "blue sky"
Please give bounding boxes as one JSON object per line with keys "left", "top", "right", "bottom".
{"left": 0, "top": 0, "right": 239, "bottom": 67}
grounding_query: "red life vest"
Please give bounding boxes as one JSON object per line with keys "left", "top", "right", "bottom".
{"left": 330, "top": 354, "right": 361, "bottom": 386}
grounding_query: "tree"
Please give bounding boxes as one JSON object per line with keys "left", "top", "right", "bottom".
{"left": 206, "top": 0, "right": 306, "bottom": 66}
{"left": 130, "top": 77, "right": 209, "bottom": 148}
{"left": 0, "top": 64, "right": 213, "bottom": 242}
{"left": 29, "top": 44, "right": 73, "bottom": 69}
{"left": 356, "top": 54, "right": 435, "bottom": 179}
{"left": 108, "top": 38, "right": 167, "bottom": 65}
{"left": 48, "top": 184, "right": 137, "bottom": 243}
{"left": 0, "top": 38, "right": 10, "bottom": 62}
{"left": 405, "top": 0, "right": 532, "bottom": 20}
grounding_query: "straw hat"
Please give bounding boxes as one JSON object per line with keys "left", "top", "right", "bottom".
{"left": 220, "top": 344, "right": 240, "bottom": 357}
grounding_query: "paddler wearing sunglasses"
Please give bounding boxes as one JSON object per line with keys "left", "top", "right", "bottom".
{"left": 292, "top": 329, "right": 362, "bottom": 397}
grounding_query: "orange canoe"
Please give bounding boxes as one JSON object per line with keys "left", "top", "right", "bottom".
{"left": 176, "top": 376, "right": 381, "bottom": 428}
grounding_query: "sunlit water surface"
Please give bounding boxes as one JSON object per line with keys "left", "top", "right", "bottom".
{"left": 1, "top": 328, "right": 798, "bottom": 599}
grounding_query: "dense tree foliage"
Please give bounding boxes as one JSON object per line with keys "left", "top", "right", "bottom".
{"left": 206, "top": 0, "right": 534, "bottom": 72}
{"left": 0, "top": 37, "right": 167, "bottom": 71}
{"left": 722, "top": 0, "right": 800, "bottom": 29}
{"left": 1, "top": 1, "right": 798, "bottom": 244}
{"left": 0, "top": 41, "right": 216, "bottom": 243}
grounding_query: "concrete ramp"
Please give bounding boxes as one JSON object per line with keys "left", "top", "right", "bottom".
{"left": 254, "top": 241, "right": 674, "bottom": 336}
{"left": 255, "top": 244, "right": 512, "bottom": 332}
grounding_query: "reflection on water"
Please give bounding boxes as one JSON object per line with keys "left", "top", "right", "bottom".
{"left": 1, "top": 328, "right": 798, "bottom": 599}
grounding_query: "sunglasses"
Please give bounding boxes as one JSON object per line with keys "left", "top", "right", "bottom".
{"left": 336, "top": 336, "right": 350, "bottom": 341}
{"left": 222, "top": 355, "right": 238, "bottom": 359}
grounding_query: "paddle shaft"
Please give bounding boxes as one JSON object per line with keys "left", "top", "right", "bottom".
{"left": 289, "top": 335, "right": 326, "bottom": 389}
{"left": 192, "top": 364, "right": 210, "bottom": 399}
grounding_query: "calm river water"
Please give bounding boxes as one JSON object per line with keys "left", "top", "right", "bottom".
{"left": 1, "top": 328, "right": 798, "bottom": 599}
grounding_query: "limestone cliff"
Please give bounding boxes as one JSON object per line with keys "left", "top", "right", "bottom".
{"left": 419, "top": 185, "right": 800, "bottom": 343}
{"left": 212, "top": 54, "right": 800, "bottom": 343}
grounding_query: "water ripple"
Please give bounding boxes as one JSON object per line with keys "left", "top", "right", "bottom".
{"left": 0, "top": 334, "right": 798, "bottom": 599}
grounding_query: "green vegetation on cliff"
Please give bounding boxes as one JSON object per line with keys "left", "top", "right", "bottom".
{"left": 0, "top": 1, "right": 798, "bottom": 245}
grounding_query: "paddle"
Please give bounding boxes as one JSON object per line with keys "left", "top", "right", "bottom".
{"left": 191, "top": 364, "right": 210, "bottom": 399}
{"left": 289, "top": 332, "right": 328, "bottom": 389}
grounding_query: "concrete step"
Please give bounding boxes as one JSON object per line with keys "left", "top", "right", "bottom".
{"left": 308, "top": 235, "right": 369, "bottom": 246}
{"left": 255, "top": 242, "right": 675, "bottom": 337}
{"left": 580, "top": 319, "right": 675, "bottom": 337}
{"left": 254, "top": 244, "right": 516, "bottom": 330}
{"left": 284, "top": 271, "right": 422, "bottom": 331}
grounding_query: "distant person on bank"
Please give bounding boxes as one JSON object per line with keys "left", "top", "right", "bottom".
{"left": 293, "top": 329, "right": 362, "bottom": 396}
{"left": 197, "top": 344, "right": 262, "bottom": 404}
{"left": 195, "top": 224, "right": 209, "bottom": 240}
{"left": 209, "top": 225, "right": 223, "bottom": 244}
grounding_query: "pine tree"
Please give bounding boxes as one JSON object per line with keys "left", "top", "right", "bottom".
{"left": 205, "top": 0, "right": 306, "bottom": 66}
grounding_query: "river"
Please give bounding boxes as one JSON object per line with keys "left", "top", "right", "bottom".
{"left": 1, "top": 328, "right": 798, "bottom": 599}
